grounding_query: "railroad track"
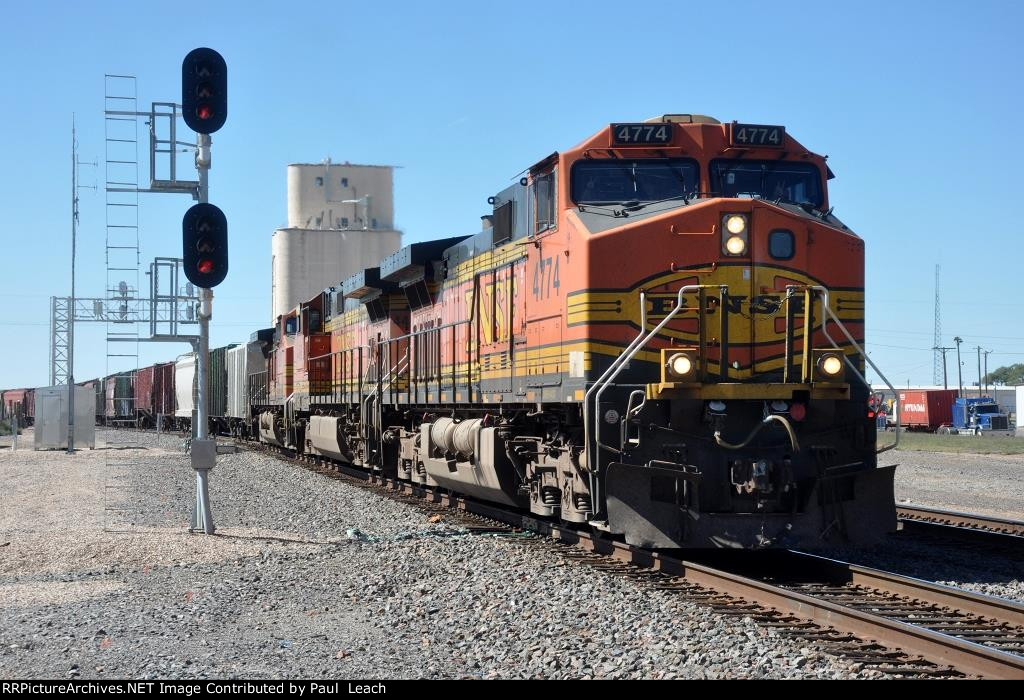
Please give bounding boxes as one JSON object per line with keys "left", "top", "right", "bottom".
{"left": 241, "top": 441, "right": 1024, "bottom": 679}
{"left": 897, "top": 505, "right": 1024, "bottom": 548}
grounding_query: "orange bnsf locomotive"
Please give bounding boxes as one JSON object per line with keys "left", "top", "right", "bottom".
{"left": 251, "top": 115, "right": 896, "bottom": 549}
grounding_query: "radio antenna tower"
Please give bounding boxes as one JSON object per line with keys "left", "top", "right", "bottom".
{"left": 933, "top": 264, "right": 942, "bottom": 384}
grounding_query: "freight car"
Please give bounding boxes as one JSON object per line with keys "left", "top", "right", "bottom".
{"left": 251, "top": 115, "right": 898, "bottom": 549}
{"left": 172, "top": 345, "right": 242, "bottom": 435}
{"left": 226, "top": 330, "right": 273, "bottom": 438}
{"left": 134, "top": 362, "right": 176, "bottom": 429}
{"left": 2, "top": 388, "right": 35, "bottom": 426}
{"left": 103, "top": 373, "right": 135, "bottom": 426}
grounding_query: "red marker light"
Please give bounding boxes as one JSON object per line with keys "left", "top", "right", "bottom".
{"left": 197, "top": 104, "right": 212, "bottom": 120}
{"left": 790, "top": 402, "right": 807, "bottom": 422}
{"left": 198, "top": 259, "right": 215, "bottom": 274}
{"left": 867, "top": 410, "right": 876, "bottom": 419}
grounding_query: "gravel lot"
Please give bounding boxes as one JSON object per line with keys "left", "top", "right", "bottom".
{"left": 890, "top": 448, "right": 1024, "bottom": 520}
{"left": 0, "top": 429, "right": 907, "bottom": 680}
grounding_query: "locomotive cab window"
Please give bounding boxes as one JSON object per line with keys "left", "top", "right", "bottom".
{"left": 710, "top": 160, "right": 823, "bottom": 207}
{"left": 532, "top": 170, "right": 557, "bottom": 234}
{"left": 571, "top": 159, "right": 699, "bottom": 205}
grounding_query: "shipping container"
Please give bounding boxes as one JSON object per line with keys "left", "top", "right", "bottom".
{"left": 897, "top": 389, "right": 957, "bottom": 431}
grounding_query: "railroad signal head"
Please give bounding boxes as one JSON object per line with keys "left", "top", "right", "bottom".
{"left": 182, "top": 203, "right": 228, "bottom": 288}
{"left": 182, "top": 48, "right": 227, "bottom": 134}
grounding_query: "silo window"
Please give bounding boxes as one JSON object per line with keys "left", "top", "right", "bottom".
{"left": 341, "top": 177, "right": 348, "bottom": 187}
{"left": 341, "top": 217, "right": 349, "bottom": 228}
{"left": 315, "top": 177, "right": 323, "bottom": 186}
{"left": 372, "top": 218, "right": 378, "bottom": 229}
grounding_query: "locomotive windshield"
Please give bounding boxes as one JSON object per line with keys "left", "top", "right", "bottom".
{"left": 571, "top": 158, "right": 699, "bottom": 205}
{"left": 710, "top": 159, "right": 823, "bottom": 207}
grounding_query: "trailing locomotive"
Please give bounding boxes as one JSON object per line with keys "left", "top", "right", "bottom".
{"left": 250, "top": 114, "right": 897, "bottom": 549}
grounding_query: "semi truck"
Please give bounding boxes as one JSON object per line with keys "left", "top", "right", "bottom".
{"left": 938, "top": 397, "right": 1011, "bottom": 434}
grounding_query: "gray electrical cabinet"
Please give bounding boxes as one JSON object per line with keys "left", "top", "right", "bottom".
{"left": 34, "top": 385, "right": 96, "bottom": 450}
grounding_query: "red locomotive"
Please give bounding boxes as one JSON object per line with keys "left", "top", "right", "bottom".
{"left": 248, "top": 114, "right": 896, "bottom": 548}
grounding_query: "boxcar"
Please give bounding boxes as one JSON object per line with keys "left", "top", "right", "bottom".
{"left": 2, "top": 388, "right": 34, "bottom": 426}
{"left": 3, "top": 389, "right": 35, "bottom": 426}
{"left": 134, "top": 362, "right": 176, "bottom": 428}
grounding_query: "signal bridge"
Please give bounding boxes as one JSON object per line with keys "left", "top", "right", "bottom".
{"left": 49, "top": 257, "right": 200, "bottom": 386}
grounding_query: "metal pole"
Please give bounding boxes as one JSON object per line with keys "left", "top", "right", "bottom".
{"left": 954, "top": 336, "right": 963, "bottom": 396}
{"left": 975, "top": 346, "right": 983, "bottom": 398}
{"left": 68, "top": 117, "right": 77, "bottom": 453}
{"left": 190, "top": 132, "right": 215, "bottom": 535}
{"left": 983, "top": 350, "right": 991, "bottom": 395}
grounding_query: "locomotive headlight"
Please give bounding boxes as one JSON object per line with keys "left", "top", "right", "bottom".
{"left": 722, "top": 214, "right": 749, "bottom": 256}
{"left": 725, "top": 214, "right": 747, "bottom": 235}
{"left": 725, "top": 235, "right": 747, "bottom": 255}
{"left": 811, "top": 349, "right": 848, "bottom": 383}
{"left": 668, "top": 353, "right": 693, "bottom": 377}
{"left": 660, "top": 347, "right": 700, "bottom": 383}
{"left": 819, "top": 354, "right": 843, "bottom": 376}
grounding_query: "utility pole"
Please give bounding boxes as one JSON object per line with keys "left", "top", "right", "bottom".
{"left": 983, "top": 349, "right": 992, "bottom": 395}
{"left": 953, "top": 336, "right": 963, "bottom": 396}
{"left": 68, "top": 118, "right": 77, "bottom": 453}
{"left": 933, "top": 264, "right": 942, "bottom": 385}
{"left": 975, "top": 346, "right": 983, "bottom": 398}
{"left": 933, "top": 346, "right": 953, "bottom": 390}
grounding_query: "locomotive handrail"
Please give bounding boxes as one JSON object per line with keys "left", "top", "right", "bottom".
{"left": 801, "top": 285, "right": 900, "bottom": 454}
{"left": 585, "top": 285, "right": 725, "bottom": 515}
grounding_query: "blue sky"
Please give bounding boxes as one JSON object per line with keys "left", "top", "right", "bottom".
{"left": 1, "top": 0, "right": 1022, "bottom": 390}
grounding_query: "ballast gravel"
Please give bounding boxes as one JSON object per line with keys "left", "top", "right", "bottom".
{"left": 823, "top": 447, "right": 1024, "bottom": 603}
{"left": 0, "top": 429, "right": 911, "bottom": 680}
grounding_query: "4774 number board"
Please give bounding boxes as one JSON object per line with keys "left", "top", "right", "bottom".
{"left": 730, "top": 123, "right": 785, "bottom": 147}
{"left": 610, "top": 123, "right": 674, "bottom": 145}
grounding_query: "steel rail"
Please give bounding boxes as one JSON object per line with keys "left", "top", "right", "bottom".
{"left": 897, "top": 504, "right": 1024, "bottom": 539}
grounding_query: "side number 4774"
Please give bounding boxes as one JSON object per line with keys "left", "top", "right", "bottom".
{"left": 532, "top": 256, "right": 560, "bottom": 300}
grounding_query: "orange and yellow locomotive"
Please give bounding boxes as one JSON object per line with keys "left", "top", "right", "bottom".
{"left": 254, "top": 115, "right": 896, "bottom": 549}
